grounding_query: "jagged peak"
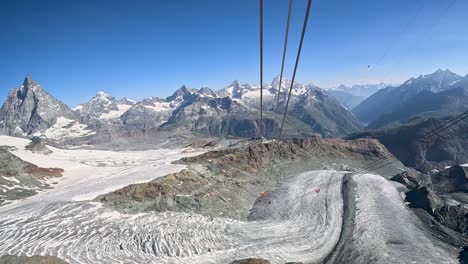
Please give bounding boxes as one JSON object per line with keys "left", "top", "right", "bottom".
{"left": 229, "top": 80, "right": 240, "bottom": 87}
{"left": 23, "top": 75, "right": 38, "bottom": 87}
{"left": 119, "top": 97, "right": 136, "bottom": 105}
{"left": 271, "top": 75, "right": 291, "bottom": 87}
{"left": 429, "top": 68, "right": 459, "bottom": 78}
{"left": 166, "top": 85, "right": 193, "bottom": 101}
{"left": 96, "top": 91, "right": 112, "bottom": 97}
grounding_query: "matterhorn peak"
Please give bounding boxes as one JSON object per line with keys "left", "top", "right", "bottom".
{"left": 271, "top": 75, "right": 291, "bottom": 88}
{"left": 23, "top": 75, "right": 38, "bottom": 87}
{"left": 229, "top": 80, "right": 240, "bottom": 87}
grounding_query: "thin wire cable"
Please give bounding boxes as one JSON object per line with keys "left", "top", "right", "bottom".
{"left": 364, "top": 0, "right": 426, "bottom": 76}
{"left": 351, "top": 111, "right": 468, "bottom": 176}
{"left": 279, "top": 0, "right": 313, "bottom": 138}
{"left": 378, "top": 0, "right": 457, "bottom": 82}
{"left": 272, "top": 0, "right": 293, "bottom": 138}
{"left": 419, "top": 110, "right": 468, "bottom": 142}
{"left": 259, "top": 0, "right": 264, "bottom": 139}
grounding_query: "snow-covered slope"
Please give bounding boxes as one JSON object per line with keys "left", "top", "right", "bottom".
{"left": 74, "top": 91, "right": 136, "bottom": 121}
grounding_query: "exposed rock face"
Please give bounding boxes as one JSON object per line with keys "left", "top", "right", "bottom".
{"left": 0, "top": 255, "right": 69, "bottom": 264}
{"left": 405, "top": 186, "right": 468, "bottom": 234}
{"left": 230, "top": 258, "right": 271, "bottom": 264}
{"left": 390, "top": 170, "right": 421, "bottom": 189}
{"left": 25, "top": 136, "right": 52, "bottom": 155}
{"left": 405, "top": 187, "right": 445, "bottom": 213}
{"left": 430, "top": 165, "right": 468, "bottom": 193}
{"left": 0, "top": 76, "right": 77, "bottom": 136}
{"left": 97, "top": 137, "right": 405, "bottom": 219}
{"left": 119, "top": 79, "right": 362, "bottom": 138}
{"left": 393, "top": 165, "right": 468, "bottom": 235}
{"left": 0, "top": 148, "right": 63, "bottom": 205}
{"left": 347, "top": 115, "right": 468, "bottom": 173}
{"left": 434, "top": 204, "right": 467, "bottom": 233}
{"left": 75, "top": 91, "right": 136, "bottom": 122}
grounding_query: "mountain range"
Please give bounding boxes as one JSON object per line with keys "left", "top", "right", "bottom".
{"left": 325, "top": 83, "right": 389, "bottom": 109}
{"left": 353, "top": 69, "right": 467, "bottom": 126}
{"left": 0, "top": 76, "right": 363, "bottom": 144}
{"left": 1, "top": 69, "right": 467, "bottom": 148}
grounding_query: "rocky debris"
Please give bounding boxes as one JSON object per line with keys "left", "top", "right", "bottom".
{"left": 405, "top": 186, "right": 468, "bottom": 235}
{"left": 434, "top": 204, "right": 467, "bottom": 233}
{"left": 430, "top": 165, "right": 468, "bottom": 193}
{"left": 25, "top": 136, "right": 52, "bottom": 155}
{"left": 98, "top": 137, "right": 405, "bottom": 219}
{"left": 0, "top": 76, "right": 78, "bottom": 136}
{"left": 0, "top": 255, "right": 68, "bottom": 264}
{"left": 0, "top": 148, "right": 63, "bottom": 205}
{"left": 390, "top": 170, "right": 421, "bottom": 189}
{"left": 229, "top": 258, "right": 270, "bottom": 264}
{"left": 405, "top": 187, "right": 445, "bottom": 212}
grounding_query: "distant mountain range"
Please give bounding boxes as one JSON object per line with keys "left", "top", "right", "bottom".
{"left": 0, "top": 76, "right": 362, "bottom": 144}
{"left": 353, "top": 69, "right": 467, "bottom": 126}
{"left": 2, "top": 69, "right": 467, "bottom": 146}
{"left": 325, "top": 83, "right": 390, "bottom": 109}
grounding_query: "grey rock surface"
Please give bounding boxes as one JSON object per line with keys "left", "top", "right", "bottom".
{"left": 0, "top": 76, "right": 77, "bottom": 136}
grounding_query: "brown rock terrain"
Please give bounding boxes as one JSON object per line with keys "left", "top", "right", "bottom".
{"left": 98, "top": 137, "right": 405, "bottom": 219}
{"left": 0, "top": 255, "right": 69, "bottom": 264}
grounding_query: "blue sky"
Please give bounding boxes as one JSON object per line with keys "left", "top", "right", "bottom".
{"left": 1, "top": 0, "right": 467, "bottom": 107}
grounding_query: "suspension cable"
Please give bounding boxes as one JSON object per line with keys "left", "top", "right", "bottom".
{"left": 259, "top": 0, "right": 264, "bottom": 139}
{"left": 272, "top": 0, "right": 293, "bottom": 138}
{"left": 278, "top": 0, "right": 313, "bottom": 138}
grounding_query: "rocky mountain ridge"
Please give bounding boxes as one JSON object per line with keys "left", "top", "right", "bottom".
{"left": 353, "top": 69, "right": 465, "bottom": 124}
{"left": 0, "top": 76, "right": 362, "bottom": 142}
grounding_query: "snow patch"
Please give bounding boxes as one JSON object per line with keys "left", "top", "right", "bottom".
{"left": 144, "top": 101, "right": 173, "bottom": 112}
{"left": 73, "top": 105, "right": 83, "bottom": 111}
{"left": 40, "top": 117, "right": 95, "bottom": 141}
{"left": 99, "top": 104, "right": 133, "bottom": 120}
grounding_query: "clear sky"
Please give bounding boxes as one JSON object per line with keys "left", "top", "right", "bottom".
{"left": 1, "top": 0, "right": 468, "bottom": 107}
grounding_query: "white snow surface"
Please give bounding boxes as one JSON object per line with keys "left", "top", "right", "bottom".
{"left": 37, "top": 117, "right": 95, "bottom": 141}
{"left": 72, "top": 105, "right": 83, "bottom": 111}
{"left": 0, "top": 169, "right": 345, "bottom": 263}
{"left": 99, "top": 104, "right": 133, "bottom": 120}
{"left": 143, "top": 101, "right": 173, "bottom": 112}
{"left": 348, "top": 174, "right": 457, "bottom": 263}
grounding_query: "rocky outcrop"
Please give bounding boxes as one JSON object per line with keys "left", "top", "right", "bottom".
{"left": 395, "top": 165, "right": 468, "bottom": 236}
{"left": 97, "top": 137, "right": 404, "bottom": 219}
{"left": 0, "top": 148, "right": 63, "bottom": 205}
{"left": 0, "top": 76, "right": 77, "bottom": 136}
{"left": 390, "top": 170, "right": 421, "bottom": 189}
{"left": 430, "top": 165, "right": 468, "bottom": 193}
{"left": 25, "top": 136, "right": 52, "bottom": 155}
{"left": 230, "top": 258, "right": 270, "bottom": 264}
{"left": 0, "top": 255, "right": 69, "bottom": 264}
